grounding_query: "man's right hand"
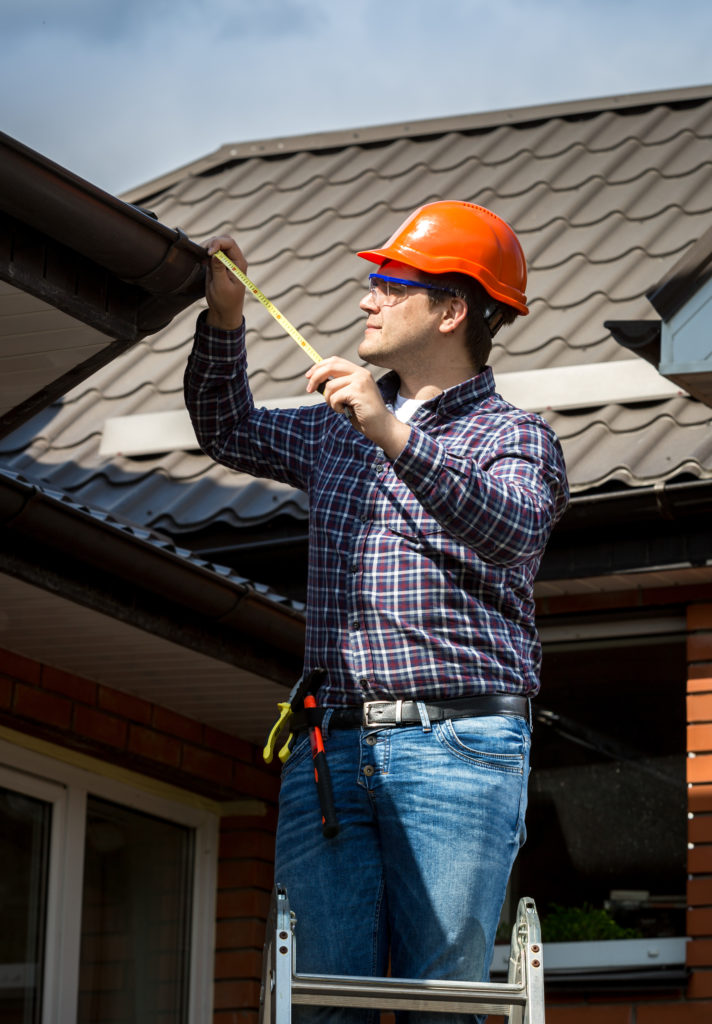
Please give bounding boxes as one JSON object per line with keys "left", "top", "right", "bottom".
{"left": 203, "top": 236, "right": 247, "bottom": 330}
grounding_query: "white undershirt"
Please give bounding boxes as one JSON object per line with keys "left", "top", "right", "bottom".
{"left": 390, "top": 392, "right": 426, "bottom": 423}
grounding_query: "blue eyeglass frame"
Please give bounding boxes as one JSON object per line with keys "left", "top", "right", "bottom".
{"left": 368, "top": 273, "right": 458, "bottom": 298}
{"left": 369, "top": 273, "right": 507, "bottom": 337}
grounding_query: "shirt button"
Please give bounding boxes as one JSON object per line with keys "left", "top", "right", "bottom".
{"left": 363, "top": 764, "right": 375, "bottom": 777}
{"left": 350, "top": 620, "right": 359, "bottom": 631}
{"left": 360, "top": 514, "right": 368, "bottom": 523}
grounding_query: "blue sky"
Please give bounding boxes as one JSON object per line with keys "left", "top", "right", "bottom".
{"left": 2, "top": 0, "right": 710, "bottom": 195}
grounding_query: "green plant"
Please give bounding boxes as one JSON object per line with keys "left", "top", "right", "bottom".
{"left": 540, "top": 903, "right": 642, "bottom": 943}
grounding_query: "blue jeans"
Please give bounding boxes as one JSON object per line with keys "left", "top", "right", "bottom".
{"left": 274, "top": 711, "right": 531, "bottom": 1024}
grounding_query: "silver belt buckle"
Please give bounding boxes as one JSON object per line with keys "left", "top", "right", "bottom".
{"left": 362, "top": 701, "right": 383, "bottom": 727}
{"left": 362, "top": 700, "right": 403, "bottom": 727}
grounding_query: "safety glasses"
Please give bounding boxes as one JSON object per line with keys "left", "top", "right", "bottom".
{"left": 368, "top": 273, "right": 458, "bottom": 307}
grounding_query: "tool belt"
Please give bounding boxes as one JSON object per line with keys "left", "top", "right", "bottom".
{"left": 291, "top": 693, "right": 529, "bottom": 732}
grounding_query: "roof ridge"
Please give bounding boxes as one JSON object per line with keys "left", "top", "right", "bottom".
{"left": 121, "top": 85, "right": 712, "bottom": 204}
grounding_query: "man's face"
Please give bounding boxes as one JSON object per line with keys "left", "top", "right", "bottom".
{"left": 357, "top": 261, "right": 446, "bottom": 373}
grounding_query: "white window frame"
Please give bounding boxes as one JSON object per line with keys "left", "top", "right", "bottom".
{"left": 0, "top": 738, "right": 218, "bottom": 1024}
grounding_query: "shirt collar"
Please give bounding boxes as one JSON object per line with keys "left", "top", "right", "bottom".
{"left": 378, "top": 367, "right": 496, "bottom": 419}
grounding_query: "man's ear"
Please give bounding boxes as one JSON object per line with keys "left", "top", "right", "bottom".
{"left": 438, "top": 296, "right": 468, "bottom": 335}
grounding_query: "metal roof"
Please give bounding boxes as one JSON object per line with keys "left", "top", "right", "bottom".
{"left": 2, "top": 85, "right": 712, "bottom": 538}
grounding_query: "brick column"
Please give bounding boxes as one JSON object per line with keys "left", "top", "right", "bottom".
{"left": 686, "top": 602, "right": 712, "bottom": 1004}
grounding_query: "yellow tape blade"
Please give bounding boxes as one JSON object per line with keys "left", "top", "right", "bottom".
{"left": 213, "top": 250, "right": 324, "bottom": 365}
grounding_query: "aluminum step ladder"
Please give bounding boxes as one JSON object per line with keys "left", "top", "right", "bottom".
{"left": 259, "top": 885, "right": 545, "bottom": 1023}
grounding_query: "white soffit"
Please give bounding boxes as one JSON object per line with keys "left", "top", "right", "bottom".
{"left": 495, "top": 359, "right": 685, "bottom": 412}
{"left": 100, "top": 409, "right": 200, "bottom": 457}
{"left": 0, "top": 281, "right": 111, "bottom": 421}
{"left": 99, "top": 360, "right": 685, "bottom": 457}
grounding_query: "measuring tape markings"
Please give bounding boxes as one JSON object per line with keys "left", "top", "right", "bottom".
{"left": 212, "top": 248, "right": 354, "bottom": 417}
{"left": 213, "top": 249, "right": 324, "bottom": 365}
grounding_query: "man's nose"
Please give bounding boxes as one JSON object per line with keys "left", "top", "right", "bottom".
{"left": 360, "top": 288, "right": 377, "bottom": 311}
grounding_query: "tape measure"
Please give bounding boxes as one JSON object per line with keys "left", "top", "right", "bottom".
{"left": 213, "top": 249, "right": 324, "bottom": 365}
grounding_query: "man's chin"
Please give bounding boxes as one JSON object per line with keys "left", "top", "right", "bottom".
{"left": 358, "top": 338, "right": 386, "bottom": 368}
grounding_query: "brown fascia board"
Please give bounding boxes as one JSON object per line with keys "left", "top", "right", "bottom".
{"left": 122, "top": 84, "right": 712, "bottom": 204}
{"left": 0, "top": 131, "right": 206, "bottom": 307}
{"left": 646, "top": 222, "right": 712, "bottom": 321}
{"left": 0, "top": 470, "right": 305, "bottom": 683}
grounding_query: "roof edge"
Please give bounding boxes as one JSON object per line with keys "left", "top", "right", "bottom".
{"left": 0, "top": 469, "right": 305, "bottom": 682}
{"left": 0, "top": 130, "right": 206, "bottom": 294}
{"left": 121, "top": 84, "right": 712, "bottom": 203}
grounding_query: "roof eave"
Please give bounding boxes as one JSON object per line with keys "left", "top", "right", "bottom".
{"left": 0, "top": 131, "right": 208, "bottom": 438}
{"left": 0, "top": 471, "right": 305, "bottom": 685}
{"left": 0, "top": 131, "right": 206, "bottom": 291}
{"left": 607, "top": 224, "right": 712, "bottom": 407}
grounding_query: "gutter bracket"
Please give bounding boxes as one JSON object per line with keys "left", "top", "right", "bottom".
{"left": 653, "top": 480, "right": 675, "bottom": 521}
{"left": 124, "top": 228, "right": 205, "bottom": 295}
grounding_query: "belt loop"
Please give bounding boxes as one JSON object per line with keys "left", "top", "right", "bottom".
{"left": 321, "top": 707, "right": 334, "bottom": 740}
{"left": 527, "top": 698, "right": 532, "bottom": 731}
{"left": 416, "top": 701, "right": 432, "bottom": 733}
{"left": 395, "top": 699, "right": 403, "bottom": 725}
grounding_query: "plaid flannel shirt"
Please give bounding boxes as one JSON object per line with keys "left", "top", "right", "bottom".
{"left": 185, "top": 315, "right": 569, "bottom": 706}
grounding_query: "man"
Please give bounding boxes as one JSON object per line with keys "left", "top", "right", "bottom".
{"left": 185, "top": 200, "right": 569, "bottom": 1022}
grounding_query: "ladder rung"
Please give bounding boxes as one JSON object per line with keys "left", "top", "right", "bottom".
{"left": 260, "top": 886, "right": 545, "bottom": 1024}
{"left": 292, "top": 973, "right": 528, "bottom": 1013}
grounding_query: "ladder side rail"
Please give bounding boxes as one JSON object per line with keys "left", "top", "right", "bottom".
{"left": 516, "top": 898, "right": 545, "bottom": 1024}
{"left": 259, "top": 886, "right": 295, "bottom": 1024}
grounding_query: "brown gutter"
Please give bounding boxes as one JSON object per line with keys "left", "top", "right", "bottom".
{"left": 0, "top": 131, "right": 205, "bottom": 296}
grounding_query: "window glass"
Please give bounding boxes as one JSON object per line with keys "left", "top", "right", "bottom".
{"left": 0, "top": 786, "right": 51, "bottom": 1024}
{"left": 516, "top": 627, "right": 687, "bottom": 941}
{"left": 78, "top": 797, "right": 194, "bottom": 1024}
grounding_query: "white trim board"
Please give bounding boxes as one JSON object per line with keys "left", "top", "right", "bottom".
{"left": 99, "top": 360, "right": 686, "bottom": 457}
{"left": 495, "top": 359, "right": 684, "bottom": 412}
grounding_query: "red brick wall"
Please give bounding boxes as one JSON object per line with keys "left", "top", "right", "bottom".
{"left": 0, "top": 645, "right": 280, "bottom": 1024}
{"left": 214, "top": 808, "right": 278, "bottom": 1024}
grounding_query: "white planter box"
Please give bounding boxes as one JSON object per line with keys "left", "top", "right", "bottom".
{"left": 492, "top": 936, "right": 688, "bottom": 975}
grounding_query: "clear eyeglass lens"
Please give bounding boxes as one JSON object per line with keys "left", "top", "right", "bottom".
{"left": 369, "top": 277, "right": 409, "bottom": 306}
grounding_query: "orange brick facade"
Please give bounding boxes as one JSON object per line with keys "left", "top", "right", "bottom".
{"left": 686, "top": 603, "right": 712, "bottom": 1007}
{"left": 3, "top": 596, "right": 712, "bottom": 1023}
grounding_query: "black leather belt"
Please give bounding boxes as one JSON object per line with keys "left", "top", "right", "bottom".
{"left": 291, "top": 694, "right": 529, "bottom": 732}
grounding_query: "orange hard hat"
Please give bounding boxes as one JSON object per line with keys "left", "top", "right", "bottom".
{"left": 357, "top": 200, "right": 528, "bottom": 315}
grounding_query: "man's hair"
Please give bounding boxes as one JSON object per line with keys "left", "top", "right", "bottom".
{"left": 424, "top": 272, "right": 519, "bottom": 371}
